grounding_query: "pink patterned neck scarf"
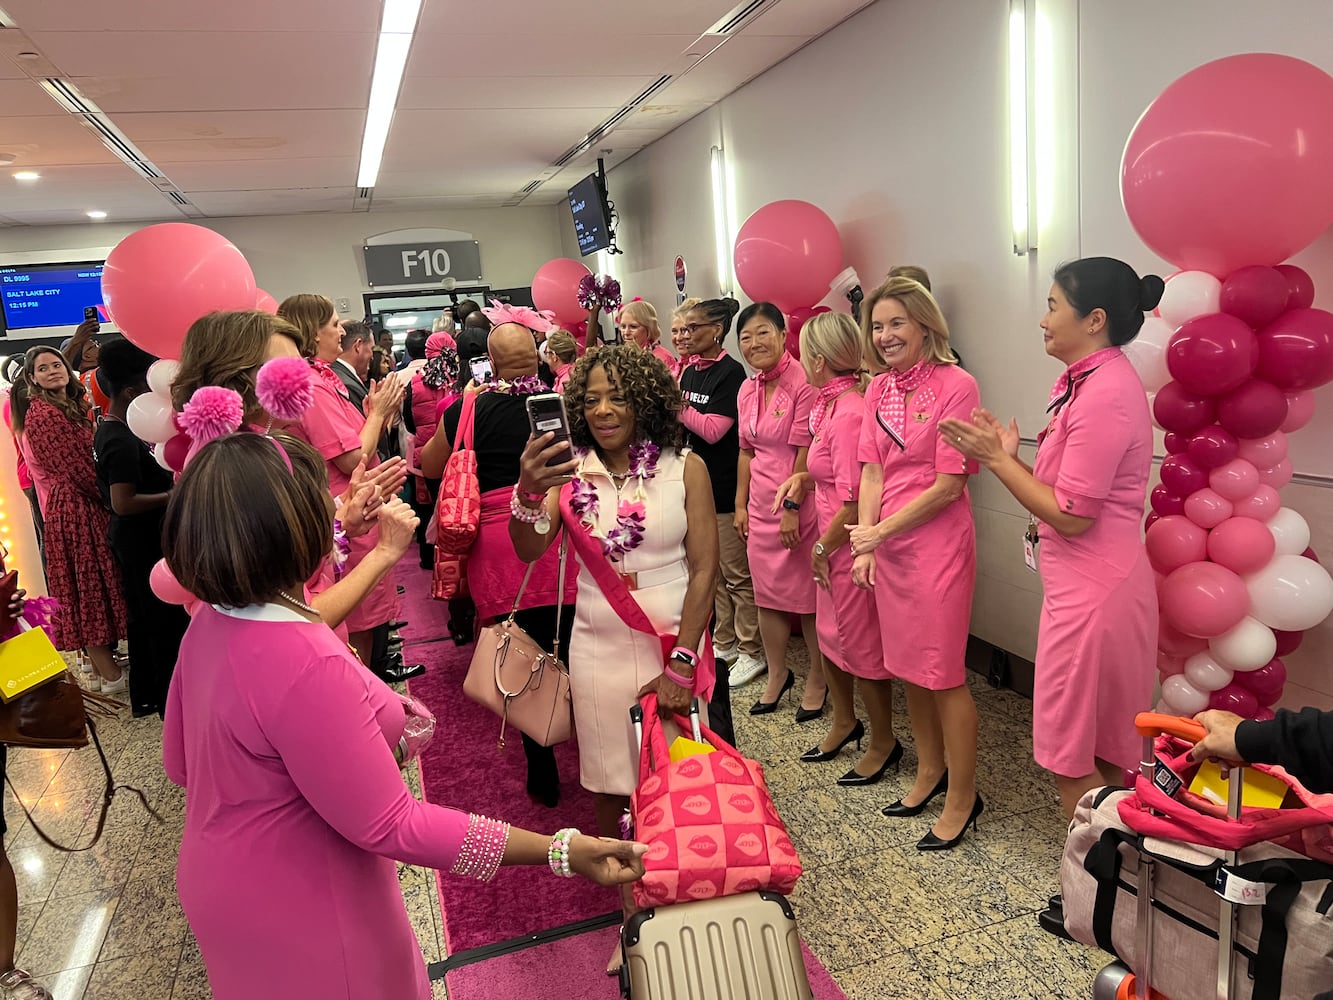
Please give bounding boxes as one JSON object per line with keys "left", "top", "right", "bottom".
{"left": 685, "top": 348, "right": 728, "bottom": 370}
{"left": 754, "top": 351, "right": 793, "bottom": 384}
{"left": 751, "top": 351, "right": 794, "bottom": 433}
{"left": 876, "top": 360, "right": 936, "bottom": 448}
{"left": 809, "top": 375, "right": 860, "bottom": 438}
{"left": 309, "top": 359, "right": 346, "bottom": 394}
{"left": 1047, "top": 346, "right": 1121, "bottom": 414}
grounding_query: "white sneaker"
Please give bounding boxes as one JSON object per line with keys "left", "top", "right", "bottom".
{"left": 0, "top": 967, "right": 54, "bottom": 1000}
{"left": 100, "top": 673, "right": 128, "bottom": 696}
{"left": 729, "top": 653, "right": 767, "bottom": 688}
{"left": 77, "top": 652, "right": 93, "bottom": 674}
{"left": 714, "top": 645, "right": 740, "bottom": 664}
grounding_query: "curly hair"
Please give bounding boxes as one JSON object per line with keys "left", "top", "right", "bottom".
{"left": 563, "top": 345, "right": 681, "bottom": 453}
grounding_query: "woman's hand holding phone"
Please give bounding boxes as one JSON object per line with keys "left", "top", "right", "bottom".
{"left": 517, "top": 433, "right": 579, "bottom": 497}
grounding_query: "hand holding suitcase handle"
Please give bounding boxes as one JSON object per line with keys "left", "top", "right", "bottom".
{"left": 1137, "top": 711, "right": 1243, "bottom": 767}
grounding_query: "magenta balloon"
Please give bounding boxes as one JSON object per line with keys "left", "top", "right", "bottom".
{"left": 1146, "top": 515, "right": 1209, "bottom": 574}
{"left": 1257, "top": 458, "right": 1294, "bottom": 490}
{"left": 1280, "top": 390, "right": 1316, "bottom": 432}
{"left": 1219, "top": 266, "right": 1291, "bottom": 330}
{"left": 1165, "top": 314, "right": 1259, "bottom": 395}
{"left": 1252, "top": 706, "right": 1277, "bottom": 721}
{"left": 1160, "top": 560, "right": 1251, "bottom": 638}
{"left": 1145, "top": 512, "right": 1161, "bottom": 532}
{"left": 1232, "top": 656, "right": 1287, "bottom": 703}
{"left": 1207, "top": 458, "right": 1260, "bottom": 501}
{"left": 1153, "top": 381, "right": 1217, "bottom": 434}
{"left": 1159, "top": 454, "right": 1209, "bottom": 496}
{"left": 1231, "top": 484, "right": 1282, "bottom": 522}
{"left": 1272, "top": 629, "right": 1303, "bottom": 656}
{"left": 1159, "top": 620, "right": 1209, "bottom": 657}
{"left": 1186, "top": 426, "right": 1239, "bottom": 469}
{"left": 733, "top": 200, "right": 843, "bottom": 313}
{"left": 162, "top": 432, "right": 191, "bottom": 473}
{"left": 1303, "top": 546, "right": 1320, "bottom": 563}
{"left": 1183, "top": 487, "right": 1233, "bottom": 529}
{"left": 1120, "top": 54, "right": 1333, "bottom": 276}
{"left": 1256, "top": 308, "right": 1333, "bottom": 390}
{"left": 1207, "top": 683, "right": 1260, "bottom": 717}
{"left": 1207, "top": 516, "right": 1277, "bottom": 575}
{"left": 1275, "top": 264, "right": 1316, "bottom": 310}
{"left": 102, "top": 223, "right": 257, "bottom": 359}
{"left": 1215, "top": 379, "right": 1288, "bottom": 438}
{"left": 1150, "top": 484, "right": 1186, "bottom": 517}
{"left": 1163, "top": 432, "right": 1189, "bottom": 454}
{"left": 531, "top": 258, "right": 593, "bottom": 326}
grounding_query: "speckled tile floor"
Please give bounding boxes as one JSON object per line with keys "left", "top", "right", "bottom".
{"left": 3, "top": 645, "right": 1112, "bottom": 999}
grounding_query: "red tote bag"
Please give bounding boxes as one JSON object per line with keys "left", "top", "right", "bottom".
{"left": 432, "top": 392, "right": 480, "bottom": 600}
{"left": 630, "top": 693, "right": 801, "bottom": 909}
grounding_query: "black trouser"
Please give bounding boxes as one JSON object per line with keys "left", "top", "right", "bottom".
{"left": 409, "top": 475, "right": 440, "bottom": 567}
{"left": 112, "top": 536, "right": 189, "bottom": 718}
{"left": 22, "top": 485, "right": 45, "bottom": 575}
{"left": 512, "top": 604, "right": 575, "bottom": 796}
{"left": 706, "top": 654, "right": 736, "bottom": 749}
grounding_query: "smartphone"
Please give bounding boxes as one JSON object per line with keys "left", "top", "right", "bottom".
{"left": 83, "top": 306, "right": 99, "bottom": 323}
{"left": 525, "top": 393, "right": 575, "bottom": 467}
{"left": 469, "top": 357, "right": 493, "bottom": 383}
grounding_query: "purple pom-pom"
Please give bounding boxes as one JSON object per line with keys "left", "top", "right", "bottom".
{"left": 256, "top": 356, "right": 314, "bottom": 422}
{"left": 179, "top": 386, "right": 245, "bottom": 448}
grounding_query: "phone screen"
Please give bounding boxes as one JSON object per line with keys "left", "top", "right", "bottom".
{"left": 526, "top": 393, "right": 575, "bottom": 467}
{"left": 469, "top": 357, "right": 493, "bottom": 383}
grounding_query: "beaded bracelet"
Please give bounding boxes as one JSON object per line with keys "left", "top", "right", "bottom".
{"left": 548, "top": 827, "right": 578, "bottom": 878}
{"left": 509, "top": 489, "right": 544, "bottom": 523}
{"left": 451, "top": 814, "right": 511, "bottom": 882}
{"left": 516, "top": 486, "right": 547, "bottom": 503}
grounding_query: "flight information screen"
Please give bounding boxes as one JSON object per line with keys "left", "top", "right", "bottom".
{"left": 0, "top": 261, "right": 106, "bottom": 332}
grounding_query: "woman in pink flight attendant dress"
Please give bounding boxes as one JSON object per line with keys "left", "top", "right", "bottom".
{"left": 796, "top": 313, "right": 903, "bottom": 787}
{"left": 736, "top": 302, "right": 828, "bottom": 719}
{"left": 849, "top": 277, "right": 983, "bottom": 853}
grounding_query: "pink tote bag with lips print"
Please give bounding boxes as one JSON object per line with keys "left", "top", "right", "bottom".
{"left": 630, "top": 694, "right": 802, "bottom": 909}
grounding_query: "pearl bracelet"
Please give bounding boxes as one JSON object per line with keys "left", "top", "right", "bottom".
{"left": 451, "top": 814, "right": 511, "bottom": 882}
{"left": 548, "top": 827, "right": 578, "bottom": 878}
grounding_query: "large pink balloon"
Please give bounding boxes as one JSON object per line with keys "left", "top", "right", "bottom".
{"left": 149, "top": 558, "right": 194, "bottom": 605}
{"left": 1165, "top": 313, "right": 1258, "bottom": 395}
{"left": 1153, "top": 381, "right": 1216, "bottom": 434}
{"left": 1120, "top": 54, "right": 1333, "bottom": 276}
{"left": 1183, "top": 487, "right": 1233, "bottom": 530}
{"left": 1215, "top": 379, "right": 1287, "bottom": 439}
{"left": 255, "top": 288, "right": 279, "bottom": 314}
{"left": 531, "top": 258, "right": 593, "bottom": 326}
{"left": 102, "top": 223, "right": 257, "bottom": 359}
{"left": 1220, "top": 266, "right": 1293, "bottom": 330}
{"left": 1146, "top": 516, "right": 1208, "bottom": 574}
{"left": 1186, "top": 426, "right": 1238, "bottom": 469}
{"left": 1256, "top": 308, "right": 1333, "bottom": 390}
{"left": 1231, "top": 484, "right": 1282, "bottom": 522}
{"left": 1159, "top": 454, "right": 1208, "bottom": 496}
{"left": 1207, "top": 516, "right": 1276, "bottom": 575}
{"left": 733, "top": 201, "right": 843, "bottom": 313}
{"left": 1275, "top": 265, "right": 1316, "bottom": 311}
{"left": 1160, "top": 560, "right": 1251, "bottom": 638}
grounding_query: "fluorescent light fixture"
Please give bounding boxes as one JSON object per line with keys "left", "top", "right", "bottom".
{"left": 1034, "top": 9, "right": 1055, "bottom": 235}
{"left": 356, "top": 0, "right": 423, "bottom": 189}
{"left": 710, "top": 145, "right": 732, "bottom": 296}
{"left": 86, "top": 210, "right": 107, "bottom": 220}
{"left": 596, "top": 248, "right": 615, "bottom": 282}
{"left": 386, "top": 314, "right": 420, "bottom": 328}
{"left": 13, "top": 171, "right": 39, "bottom": 181}
{"left": 1008, "top": 0, "right": 1031, "bottom": 255}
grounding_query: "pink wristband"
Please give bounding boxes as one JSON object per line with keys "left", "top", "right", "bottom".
{"left": 663, "top": 665, "right": 695, "bottom": 690}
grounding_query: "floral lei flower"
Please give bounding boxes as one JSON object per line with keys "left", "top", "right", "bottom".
{"left": 331, "top": 519, "right": 351, "bottom": 572}
{"left": 497, "top": 374, "right": 548, "bottom": 396}
{"left": 569, "top": 441, "right": 661, "bottom": 559}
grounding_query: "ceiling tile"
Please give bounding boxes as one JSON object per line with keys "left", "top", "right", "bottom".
{"left": 667, "top": 34, "right": 809, "bottom": 103}
{"left": 381, "top": 108, "right": 618, "bottom": 169}
{"left": 0, "top": 78, "right": 60, "bottom": 116}
{"left": 749, "top": 0, "right": 877, "bottom": 36}
{"left": 414, "top": 0, "right": 739, "bottom": 38}
{"left": 187, "top": 188, "right": 353, "bottom": 217}
{"left": 0, "top": 115, "right": 119, "bottom": 167}
{"left": 116, "top": 110, "right": 366, "bottom": 161}
{"left": 164, "top": 157, "right": 360, "bottom": 192}
{"left": 407, "top": 35, "right": 698, "bottom": 78}
{"left": 398, "top": 76, "right": 656, "bottom": 111}
{"left": 1, "top": 0, "right": 378, "bottom": 33}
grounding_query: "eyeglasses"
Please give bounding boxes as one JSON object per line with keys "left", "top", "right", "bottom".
{"left": 682, "top": 322, "right": 721, "bottom": 335}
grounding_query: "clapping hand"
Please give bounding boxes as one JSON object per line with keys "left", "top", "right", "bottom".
{"left": 939, "top": 408, "right": 1019, "bottom": 467}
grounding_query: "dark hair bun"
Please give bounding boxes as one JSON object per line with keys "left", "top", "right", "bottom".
{"left": 722, "top": 298, "right": 741, "bottom": 319}
{"left": 1138, "top": 275, "right": 1165, "bottom": 313}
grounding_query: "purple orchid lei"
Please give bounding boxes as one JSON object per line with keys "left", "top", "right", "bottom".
{"left": 501, "top": 374, "right": 549, "bottom": 396}
{"left": 331, "top": 519, "right": 351, "bottom": 572}
{"left": 569, "top": 441, "right": 661, "bottom": 559}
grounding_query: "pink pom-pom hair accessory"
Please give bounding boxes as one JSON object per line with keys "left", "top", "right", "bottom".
{"left": 481, "top": 299, "right": 557, "bottom": 335}
{"left": 256, "top": 356, "right": 315, "bottom": 424}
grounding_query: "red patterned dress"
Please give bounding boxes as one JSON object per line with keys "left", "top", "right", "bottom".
{"left": 24, "top": 397, "right": 127, "bottom": 649}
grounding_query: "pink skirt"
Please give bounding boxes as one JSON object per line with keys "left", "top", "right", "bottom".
{"left": 468, "top": 488, "right": 576, "bottom": 621}
{"left": 817, "top": 545, "right": 888, "bottom": 680}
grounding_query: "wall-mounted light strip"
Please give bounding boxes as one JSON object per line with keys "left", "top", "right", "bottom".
{"left": 710, "top": 145, "right": 732, "bottom": 297}
{"left": 1008, "top": 0, "right": 1037, "bottom": 255}
{"left": 356, "top": 0, "right": 423, "bottom": 190}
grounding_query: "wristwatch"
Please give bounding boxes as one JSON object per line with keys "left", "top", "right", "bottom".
{"left": 781, "top": 498, "right": 801, "bottom": 512}
{"left": 812, "top": 542, "right": 827, "bottom": 557}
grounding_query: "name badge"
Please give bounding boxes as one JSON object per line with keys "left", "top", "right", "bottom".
{"left": 1023, "top": 536, "right": 1038, "bottom": 573}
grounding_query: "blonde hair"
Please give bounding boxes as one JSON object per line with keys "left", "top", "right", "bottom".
{"left": 617, "top": 299, "right": 661, "bottom": 344}
{"left": 886, "top": 264, "right": 931, "bottom": 292}
{"left": 860, "top": 277, "right": 956, "bottom": 372}
{"left": 545, "top": 329, "right": 578, "bottom": 364}
{"left": 800, "top": 313, "right": 868, "bottom": 389}
{"left": 277, "top": 293, "right": 334, "bottom": 358}
{"left": 672, "top": 297, "right": 703, "bottom": 319}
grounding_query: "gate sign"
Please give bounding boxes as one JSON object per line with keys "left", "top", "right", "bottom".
{"left": 362, "top": 240, "right": 483, "bottom": 287}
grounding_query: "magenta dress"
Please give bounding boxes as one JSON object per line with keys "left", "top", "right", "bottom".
{"left": 163, "top": 603, "right": 477, "bottom": 999}
{"left": 1032, "top": 350, "right": 1157, "bottom": 776}
{"left": 737, "top": 357, "right": 818, "bottom": 613}
{"left": 807, "top": 390, "right": 887, "bottom": 680}
{"left": 289, "top": 372, "right": 397, "bottom": 633}
{"left": 858, "top": 366, "right": 979, "bottom": 689}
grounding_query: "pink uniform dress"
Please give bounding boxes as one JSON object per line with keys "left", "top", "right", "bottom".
{"left": 737, "top": 354, "right": 818, "bottom": 613}
{"left": 858, "top": 364, "right": 979, "bottom": 690}
{"left": 288, "top": 368, "right": 397, "bottom": 633}
{"left": 650, "top": 343, "right": 676, "bottom": 372}
{"left": 163, "top": 603, "right": 484, "bottom": 1000}
{"left": 807, "top": 385, "right": 887, "bottom": 679}
{"left": 1031, "top": 349, "right": 1157, "bottom": 776}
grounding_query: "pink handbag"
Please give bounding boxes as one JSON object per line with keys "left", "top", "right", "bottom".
{"left": 432, "top": 392, "right": 479, "bottom": 600}
{"left": 630, "top": 693, "right": 801, "bottom": 909}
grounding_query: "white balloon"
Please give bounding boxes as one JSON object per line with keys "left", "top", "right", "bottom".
{"left": 146, "top": 359, "right": 180, "bottom": 396}
{"left": 1124, "top": 338, "right": 1171, "bottom": 393}
{"left": 1246, "top": 554, "right": 1333, "bottom": 632}
{"left": 127, "top": 392, "right": 178, "bottom": 444}
{"left": 1183, "top": 651, "right": 1234, "bottom": 692}
{"left": 1158, "top": 271, "right": 1222, "bottom": 328}
{"left": 1267, "top": 508, "right": 1311, "bottom": 557}
{"left": 1208, "top": 615, "right": 1276, "bottom": 672}
{"left": 1161, "top": 674, "right": 1210, "bottom": 715}
{"left": 151, "top": 441, "right": 172, "bottom": 471}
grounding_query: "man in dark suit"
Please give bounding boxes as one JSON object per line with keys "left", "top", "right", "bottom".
{"left": 334, "top": 321, "right": 372, "bottom": 412}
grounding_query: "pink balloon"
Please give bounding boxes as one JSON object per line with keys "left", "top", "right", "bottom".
{"left": 1208, "top": 683, "right": 1260, "bottom": 717}
{"left": 1275, "top": 265, "right": 1316, "bottom": 311}
{"left": 1303, "top": 547, "right": 1320, "bottom": 563}
{"left": 1220, "top": 265, "right": 1293, "bottom": 330}
{"left": 1252, "top": 706, "right": 1277, "bottom": 721}
{"left": 162, "top": 432, "right": 191, "bottom": 473}
{"left": 1157, "top": 650, "right": 1187, "bottom": 677}
{"left": 1186, "top": 426, "right": 1239, "bottom": 469}
{"left": 733, "top": 200, "right": 843, "bottom": 313}
{"left": 1163, "top": 432, "right": 1189, "bottom": 454}
{"left": 1257, "top": 459, "right": 1294, "bottom": 490}
{"left": 1280, "top": 390, "right": 1316, "bottom": 432}
{"left": 1159, "top": 454, "right": 1208, "bottom": 496}
{"left": 1183, "top": 487, "right": 1233, "bottom": 529}
{"left": 1160, "top": 560, "right": 1251, "bottom": 637}
{"left": 184, "top": 598, "right": 202, "bottom": 617}
{"left": 1207, "top": 516, "right": 1277, "bottom": 575}
{"left": 1232, "top": 656, "right": 1287, "bottom": 704}
{"left": 1150, "top": 484, "right": 1186, "bottom": 517}
{"left": 1256, "top": 308, "right": 1333, "bottom": 390}
{"left": 1215, "top": 379, "right": 1288, "bottom": 438}
{"left": 1235, "top": 431, "right": 1288, "bottom": 468}
{"left": 1146, "top": 515, "right": 1209, "bottom": 574}
{"left": 1207, "top": 458, "right": 1259, "bottom": 502}
{"left": 1144, "top": 512, "right": 1161, "bottom": 532}
{"left": 1165, "top": 314, "right": 1258, "bottom": 395}
{"left": 1159, "top": 620, "right": 1209, "bottom": 657}
{"left": 102, "top": 223, "right": 257, "bottom": 359}
{"left": 1153, "top": 381, "right": 1217, "bottom": 434}
{"left": 149, "top": 558, "right": 194, "bottom": 605}
{"left": 1120, "top": 54, "right": 1333, "bottom": 276}
{"left": 1231, "top": 484, "right": 1282, "bottom": 522}
{"left": 255, "top": 288, "right": 279, "bottom": 314}
{"left": 785, "top": 305, "right": 829, "bottom": 358}
{"left": 1272, "top": 630, "right": 1303, "bottom": 656}
{"left": 531, "top": 258, "right": 593, "bottom": 326}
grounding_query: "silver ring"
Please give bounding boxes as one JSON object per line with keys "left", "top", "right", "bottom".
{"left": 956, "top": 435, "right": 962, "bottom": 442}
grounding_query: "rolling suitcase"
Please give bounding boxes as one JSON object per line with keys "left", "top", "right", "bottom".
{"left": 619, "top": 890, "right": 814, "bottom": 1000}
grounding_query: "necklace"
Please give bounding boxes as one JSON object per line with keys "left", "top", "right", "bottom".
{"left": 498, "top": 374, "right": 548, "bottom": 396}
{"left": 276, "top": 590, "right": 320, "bottom": 617}
{"left": 569, "top": 441, "right": 661, "bottom": 559}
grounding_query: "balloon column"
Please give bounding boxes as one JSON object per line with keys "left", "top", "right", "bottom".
{"left": 1121, "top": 53, "right": 1333, "bottom": 720}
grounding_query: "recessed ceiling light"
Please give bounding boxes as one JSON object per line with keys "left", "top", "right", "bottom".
{"left": 86, "top": 210, "right": 108, "bottom": 220}
{"left": 12, "top": 171, "right": 39, "bottom": 181}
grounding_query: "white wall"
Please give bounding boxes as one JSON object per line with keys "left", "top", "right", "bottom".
{"left": 602, "top": 0, "right": 1333, "bottom": 709}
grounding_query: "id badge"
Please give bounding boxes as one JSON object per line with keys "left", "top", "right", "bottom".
{"left": 1022, "top": 518, "right": 1039, "bottom": 574}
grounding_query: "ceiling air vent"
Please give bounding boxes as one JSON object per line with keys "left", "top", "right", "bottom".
{"left": 353, "top": 187, "right": 373, "bottom": 212}
{"left": 551, "top": 74, "right": 673, "bottom": 169}
{"left": 705, "top": 0, "right": 769, "bottom": 35}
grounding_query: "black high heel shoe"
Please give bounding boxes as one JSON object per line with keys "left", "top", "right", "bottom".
{"left": 916, "top": 794, "right": 984, "bottom": 851}
{"left": 881, "top": 770, "right": 948, "bottom": 817}
{"left": 794, "top": 690, "right": 828, "bottom": 724}
{"left": 837, "top": 739, "right": 904, "bottom": 787}
{"left": 799, "top": 720, "right": 865, "bottom": 763}
{"left": 749, "top": 670, "right": 795, "bottom": 715}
